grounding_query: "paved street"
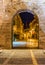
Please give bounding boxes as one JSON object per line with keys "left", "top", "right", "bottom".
{"left": 0, "top": 49, "right": 45, "bottom": 65}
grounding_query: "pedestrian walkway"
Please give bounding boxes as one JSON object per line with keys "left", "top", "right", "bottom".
{"left": 0, "top": 49, "right": 45, "bottom": 65}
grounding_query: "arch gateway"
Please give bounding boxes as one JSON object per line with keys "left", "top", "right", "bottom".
{"left": 12, "top": 9, "right": 39, "bottom": 48}
{"left": 0, "top": 0, "right": 45, "bottom": 49}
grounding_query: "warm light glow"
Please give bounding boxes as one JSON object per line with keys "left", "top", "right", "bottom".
{"left": 12, "top": 10, "right": 39, "bottom": 48}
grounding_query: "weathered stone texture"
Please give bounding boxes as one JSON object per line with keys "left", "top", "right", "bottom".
{"left": 0, "top": 0, "right": 45, "bottom": 49}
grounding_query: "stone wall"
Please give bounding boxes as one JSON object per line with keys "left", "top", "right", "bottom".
{"left": 0, "top": 0, "right": 45, "bottom": 49}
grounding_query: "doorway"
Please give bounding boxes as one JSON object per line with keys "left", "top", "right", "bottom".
{"left": 12, "top": 10, "right": 39, "bottom": 48}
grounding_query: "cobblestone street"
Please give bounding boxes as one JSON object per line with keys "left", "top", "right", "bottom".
{"left": 0, "top": 49, "right": 45, "bottom": 65}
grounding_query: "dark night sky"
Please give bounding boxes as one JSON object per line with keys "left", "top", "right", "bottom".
{"left": 19, "top": 12, "right": 34, "bottom": 29}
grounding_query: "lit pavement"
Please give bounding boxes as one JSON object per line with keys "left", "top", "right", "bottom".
{"left": 0, "top": 49, "right": 45, "bottom": 65}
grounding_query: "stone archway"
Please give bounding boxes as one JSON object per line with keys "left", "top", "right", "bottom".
{"left": 0, "top": 2, "right": 39, "bottom": 49}
{"left": 11, "top": 9, "right": 39, "bottom": 48}
{"left": 0, "top": 1, "right": 45, "bottom": 49}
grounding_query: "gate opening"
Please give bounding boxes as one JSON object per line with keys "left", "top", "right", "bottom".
{"left": 12, "top": 10, "right": 39, "bottom": 48}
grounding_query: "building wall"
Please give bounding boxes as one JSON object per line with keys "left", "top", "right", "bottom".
{"left": 0, "top": 0, "right": 45, "bottom": 49}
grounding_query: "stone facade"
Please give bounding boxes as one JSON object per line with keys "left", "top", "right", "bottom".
{"left": 0, "top": 0, "right": 45, "bottom": 49}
